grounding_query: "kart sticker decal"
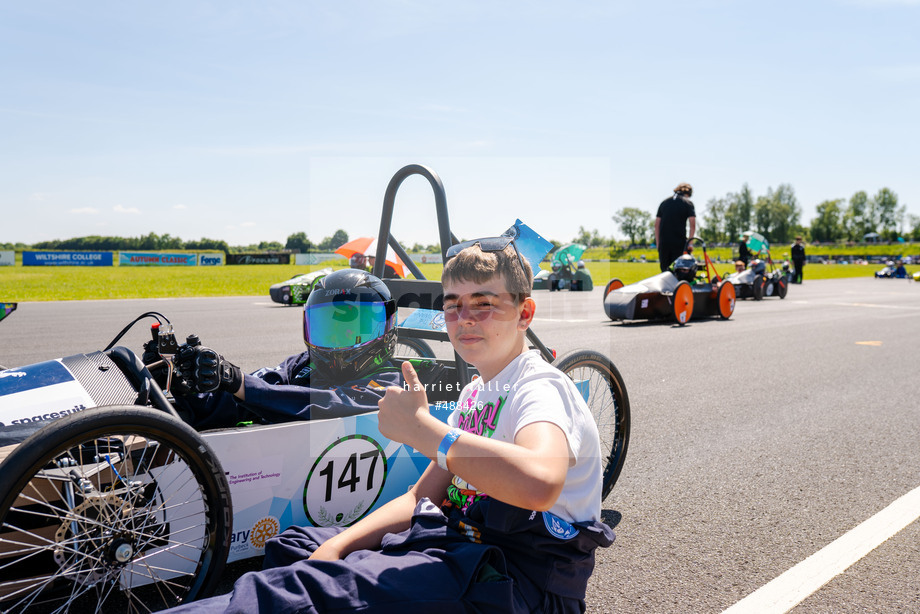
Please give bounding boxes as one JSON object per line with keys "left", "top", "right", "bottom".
{"left": 303, "top": 434, "right": 388, "bottom": 527}
{"left": 0, "top": 359, "right": 75, "bottom": 395}
{"left": 0, "top": 360, "right": 96, "bottom": 426}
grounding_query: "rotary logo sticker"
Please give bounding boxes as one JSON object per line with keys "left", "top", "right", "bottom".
{"left": 249, "top": 517, "right": 280, "bottom": 549}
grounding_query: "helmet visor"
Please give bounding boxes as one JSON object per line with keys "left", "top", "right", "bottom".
{"left": 304, "top": 299, "right": 394, "bottom": 349}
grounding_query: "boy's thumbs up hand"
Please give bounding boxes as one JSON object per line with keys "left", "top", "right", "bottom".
{"left": 378, "top": 361, "right": 432, "bottom": 450}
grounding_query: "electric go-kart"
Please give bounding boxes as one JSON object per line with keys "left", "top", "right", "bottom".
{"left": 724, "top": 259, "right": 787, "bottom": 300}
{"left": 875, "top": 261, "right": 908, "bottom": 279}
{"left": 532, "top": 244, "right": 593, "bottom": 291}
{"left": 268, "top": 268, "right": 334, "bottom": 305}
{"left": 603, "top": 238, "right": 735, "bottom": 325}
{"left": 0, "top": 165, "right": 630, "bottom": 613}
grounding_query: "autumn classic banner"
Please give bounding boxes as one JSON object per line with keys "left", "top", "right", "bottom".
{"left": 119, "top": 252, "right": 197, "bottom": 266}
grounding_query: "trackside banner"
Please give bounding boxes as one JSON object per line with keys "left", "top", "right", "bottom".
{"left": 23, "top": 251, "right": 113, "bottom": 266}
{"left": 294, "top": 253, "right": 338, "bottom": 265}
{"left": 120, "top": 252, "right": 197, "bottom": 266}
{"left": 228, "top": 253, "right": 291, "bottom": 265}
{"left": 198, "top": 253, "right": 225, "bottom": 266}
{"left": 0, "top": 251, "right": 14, "bottom": 266}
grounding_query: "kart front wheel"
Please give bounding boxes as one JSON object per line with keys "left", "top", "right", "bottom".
{"left": 752, "top": 275, "right": 765, "bottom": 300}
{"left": 717, "top": 281, "right": 736, "bottom": 319}
{"left": 0, "top": 407, "right": 232, "bottom": 613}
{"left": 672, "top": 281, "right": 693, "bottom": 326}
{"left": 554, "top": 350, "right": 630, "bottom": 500}
{"left": 603, "top": 278, "right": 624, "bottom": 301}
{"left": 777, "top": 277, "right": 788, "bottom": 299}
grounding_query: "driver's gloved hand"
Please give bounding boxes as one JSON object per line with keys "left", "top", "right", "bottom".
{"left": 175, "top": 344, "right": 243, "bottom": 395}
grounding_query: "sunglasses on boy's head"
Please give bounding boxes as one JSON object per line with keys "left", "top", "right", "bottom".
{"left": 445, "top": 236, "right": 527, "bottom": 275}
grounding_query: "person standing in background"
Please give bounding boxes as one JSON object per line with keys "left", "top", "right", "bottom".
{"left": 655, "top": 183, "right": 696, "bottom": 272}
{"left": 791, "top": 236, "right": 806, "bottom": 284}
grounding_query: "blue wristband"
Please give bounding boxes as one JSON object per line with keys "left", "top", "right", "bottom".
{"left": 437, "top": 428, "right": 463, "bottom": 471}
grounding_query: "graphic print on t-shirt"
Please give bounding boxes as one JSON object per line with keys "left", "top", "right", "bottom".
{"left": 447, "top": 392, "right": 507, "bottom": 512}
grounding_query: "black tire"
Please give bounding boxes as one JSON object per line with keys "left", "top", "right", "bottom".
{"left": 553, "top": 350, "right": 630, "bottom": 500}
{"left": 752, "top": 275, "right": 765, "bottom": 300}
{"left": 395, "top": 336, "right": 435, "bottom": 358}
{"left": 0, "top": 407, "right": 232, "bottom": 613}
{"left": 777, "top": 277, "right": 788, "bottom": 299}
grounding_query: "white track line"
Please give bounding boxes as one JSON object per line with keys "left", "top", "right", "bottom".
{"left": 723, "top": 484, "right": 920, "bottom": 613}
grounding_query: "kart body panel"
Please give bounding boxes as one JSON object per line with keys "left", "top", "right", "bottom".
{"left": 0, "top": 351, "right": 446, "bottom": 567}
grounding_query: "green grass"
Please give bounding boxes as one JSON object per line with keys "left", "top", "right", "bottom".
{"left": 1, "top": 261, "right": 916, "bottom": 302}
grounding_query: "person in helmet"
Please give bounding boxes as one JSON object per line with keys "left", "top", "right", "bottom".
{"left": 168, "top": 269, "right": 414, "bottom": 429}
{"left": 671, "top": 253, "right": 698, "bottom": 282}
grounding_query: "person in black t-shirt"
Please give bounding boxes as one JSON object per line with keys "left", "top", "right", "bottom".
{"left": 655, "top": 183, "right": 697, "bottom": 272}
{"left": 791, "top": 236, "right": 806, "bottom": 283}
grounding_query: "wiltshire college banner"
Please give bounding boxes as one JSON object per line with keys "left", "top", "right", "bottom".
{"left": 22, "top": 251, "right": 114, "bottom": 266}
{"left": 119, "top": 252, "right": 197, "bottom": 266}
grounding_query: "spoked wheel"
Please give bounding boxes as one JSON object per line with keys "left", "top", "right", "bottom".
{"left": 395, "top": 336, "right": 435, "bottom": 358}
{"left": 553, "top": 350, "right": 630, "bottom": 500}
{"left": 717, "top": 281, "right": 736, "bottom": 319}
{"left": 777, "top": 277, "right": 788, "bottom": 299}
{"left": 0, "top": 407, "right": 232, "bottom": 613}
{"left": 672, "top": 281, "right": 694, "bottom": 326}
{"left": 752, "top": 275, "right": 765, "bottom": 300}
{"left": 603, "top": 278, "right": 624, "bottom": 301}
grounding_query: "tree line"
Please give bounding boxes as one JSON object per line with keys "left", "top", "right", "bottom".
{"left": 612, "top": 184, "right": 920, "bottom": 246}
{"left": 0, "top": 229, "right": 444, "bottom": 254}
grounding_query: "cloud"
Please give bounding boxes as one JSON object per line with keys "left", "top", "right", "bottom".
{"left": 240, "top": 221, "right": 256, "bottom": 227}
{"left": 30, "top": 193, "right": 50, "bottom": 201}
{"left": 173, "top": 204, "right": 188, "bottom": 210}
{"left": 113, "top": 204, "right": 141, "bottom": 214}
{"left": 70, "top": 207, "right": 100, "bottom": 215}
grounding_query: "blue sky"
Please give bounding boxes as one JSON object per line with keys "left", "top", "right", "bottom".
{"left": 2, "top": 0, "right": 918, "bottom": 247}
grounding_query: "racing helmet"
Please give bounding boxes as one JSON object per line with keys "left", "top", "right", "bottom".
{"left": 886, "top": 260, "right": 894, "bottom": 267}
{"left": 551, "top": 261, "right": 562, "bottom": 272}
{"left": 349, "top": 253, "right": 368, "bottom": 270}
{"left": 303, "top": 269, "right": 396, "bottom": 381}
{"left": 671, "top": 254, "right": 698, "bottom": 282}
{"left": 577, "top": 260, "right": 586, "bottom": 269}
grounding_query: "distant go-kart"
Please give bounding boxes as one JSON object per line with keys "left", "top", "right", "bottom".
{"left": 603, "top": 238, "right": 735, "bottom": 325}
{"left": 875, "top": 261, "right": 908, "bottom": 279}
{"left": 269, "top": 268, "right": 333, "bottom": 305}
{"left": 724, "top": 258, "right": 788, "bottom": 300}
{"left": 532, "top": 243, "right": 593, "bottom": 291}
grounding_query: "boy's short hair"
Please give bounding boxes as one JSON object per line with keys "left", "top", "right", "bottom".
{"left": 442, "top": 243, "right": 532, "bottom": 302}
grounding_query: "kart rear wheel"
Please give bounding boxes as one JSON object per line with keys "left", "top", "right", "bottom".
{"left": 0, "top": 407, "right": 231, "bottom": 613}
{"left": 752, "top": 275, "right": 765, "bottom": 300}
{"left": 553, "top": 350, "right": 630, "bottom": 500}
{"left": 717, "top": 281, "right": 736, "bottom": 319}
{"left": 395, "top": 337, "right": 435, "bottom": 358}
{"left": 603, "top": 278, "right": 624, "bottom": 301}
{"left": 777, "top": 277, "right": 788, "bottom": 299}
{"left": 672, "top": 281, "right": 693, "bottom": 326}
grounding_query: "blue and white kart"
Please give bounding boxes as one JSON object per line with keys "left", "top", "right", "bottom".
{"left": 0, "top": 165, "right": 630, "bottom": 613}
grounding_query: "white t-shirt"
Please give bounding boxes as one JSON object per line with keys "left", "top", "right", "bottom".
{"left": 446, "top": 350, "right": 603, "bottom": 522}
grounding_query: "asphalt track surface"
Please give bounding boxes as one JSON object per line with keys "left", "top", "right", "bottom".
{"left": 1, "top": 277, "right": 918, "bottom": 612}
